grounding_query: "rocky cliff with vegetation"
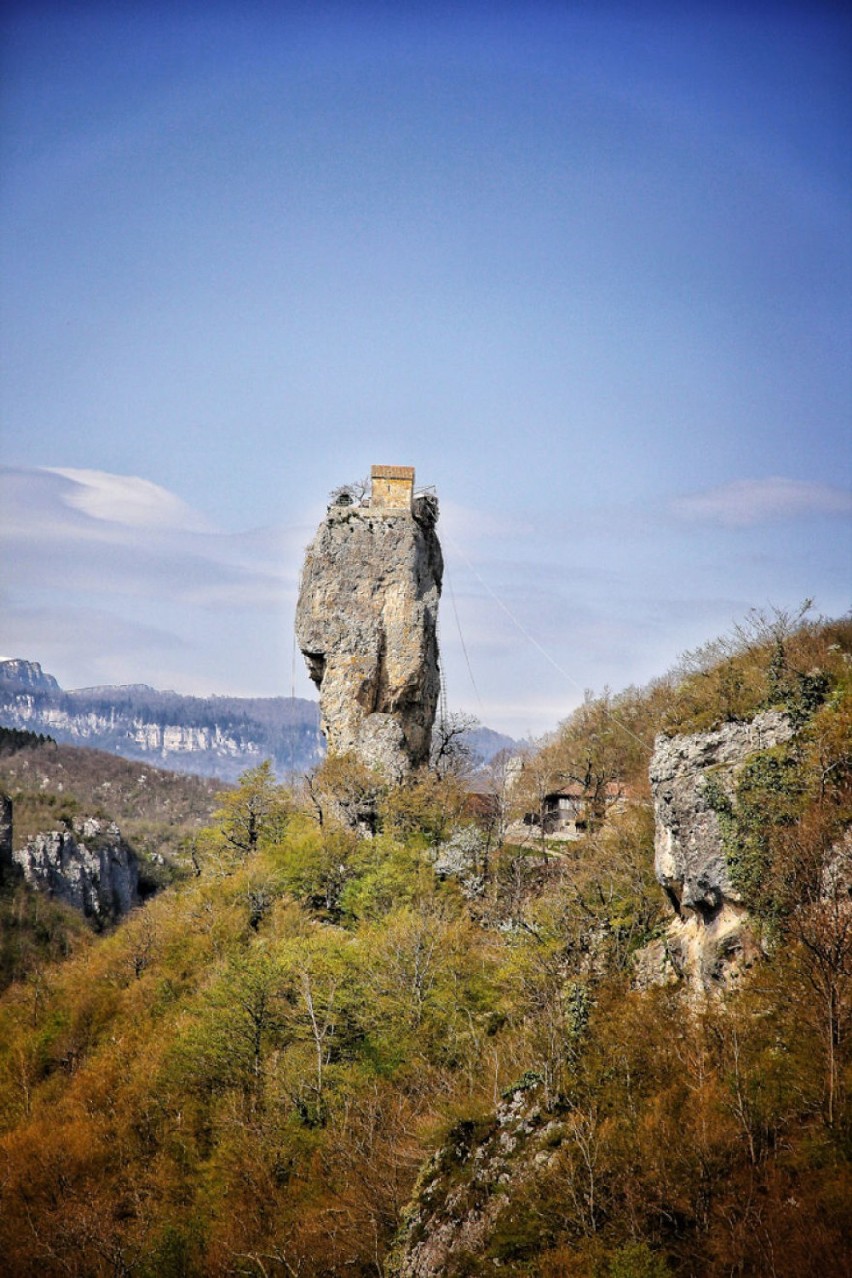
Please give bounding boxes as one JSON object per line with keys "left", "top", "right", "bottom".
{"left": 0, "top": 730, "right": 224, "bottom": 988}
{"left": 296, "top": 490, "right": 443, "bottom": 779}
{"left": 386, "top": 612, "right": 851, "bottom": 1276}
{"left": 642, "top": 709, "right": 796, "bottom": 991}
{"left": 0, "top": 607, "right": 848, "bottom": 1277}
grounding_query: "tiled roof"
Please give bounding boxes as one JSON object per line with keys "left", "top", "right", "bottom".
{"left": 371, "top": 465, "right": 415, "bottom": 480}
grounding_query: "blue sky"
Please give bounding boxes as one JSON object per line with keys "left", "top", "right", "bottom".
{"left": 1, "top": 2, "right": 850, "bottom": 737}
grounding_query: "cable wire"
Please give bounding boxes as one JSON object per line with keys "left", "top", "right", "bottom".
{"left": 443, "top": 531, "right": 652, "bottom": 755}
{"left": 444, "top": 555, "right": 483, "bottom": 710}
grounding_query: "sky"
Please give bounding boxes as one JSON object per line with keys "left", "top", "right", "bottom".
{"left": 1, "top": 1, "right": 850, "bottom": 739}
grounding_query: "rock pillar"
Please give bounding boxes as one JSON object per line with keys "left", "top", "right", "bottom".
{"left": 295, "top": 471, "right": 442, "bottom": 780}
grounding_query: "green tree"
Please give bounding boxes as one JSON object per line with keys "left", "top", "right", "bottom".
{"left": 182, "top": 946, "right": 287, "bottom": 1094}
{"left": 547, "top": 690, "right": 645, "bottom": 829}
{"left": 304, "top": 752, "right": 385, "bottom": 832}
{"left": 213, "top": 761, "right": 290, "bottom": 860}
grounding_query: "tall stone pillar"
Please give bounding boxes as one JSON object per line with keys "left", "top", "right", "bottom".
{"left": 296, "top": 468, "right": 443, "bottom": 780}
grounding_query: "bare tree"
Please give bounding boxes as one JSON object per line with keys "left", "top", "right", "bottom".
{"left": 430, "top": 711, "right": 480, "bottom": 780}
{"left": 328, "top": 476, "right": 371, "bottom": 507}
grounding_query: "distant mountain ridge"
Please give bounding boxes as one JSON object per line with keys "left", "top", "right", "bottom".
{"left": 0, "top": 660, "right": 323, "bottom": 781}
{"left": 0, "top": 661, "right": 515, "bottom": 783}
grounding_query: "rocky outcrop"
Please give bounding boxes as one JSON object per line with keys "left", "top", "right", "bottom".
{"left": 0, "top": 792, "right": 12, "bottom": 881}
{"left": 644, "top": 710, "right": 795, "bottom": 991}
{"left": 431, "top": 826, "right": 487, "bottom": 898}
{"left": 296, "top": 488, "right": 442, "bottom": 779}
{"left": 388, "top": 1082, "right": 553, "bottom": 1277}
{"left": 14, "top": 817, "right": 139, "bottom": 920}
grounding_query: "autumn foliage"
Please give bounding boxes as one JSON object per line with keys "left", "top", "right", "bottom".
{"left": 0, "top": 612, "right": 849, "bottom": 1276}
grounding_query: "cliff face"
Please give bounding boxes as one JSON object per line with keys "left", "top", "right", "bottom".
{"left": 642, "top": 709, "right": 795, "bottom": 991}
{"left": 0, "top": 659, "right": 60, "bottom": 695}
{"left": 388, "top": 1084, "right": 554, "bottom": 1278}
{"left": 389, "top": 711, "right": 808, "bottom": 1272}
{"left": 296, "top": 493, "right": 443, "bottom": 779}
{"left": 13, "top": 816, "right": 139, "bottom": 921}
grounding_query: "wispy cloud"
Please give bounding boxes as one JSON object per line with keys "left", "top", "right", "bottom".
{"left": 0, "top": 604, "right": 186, "bottom": 673}
{"left": 0, "top": 466, "right": 308, "bottom": 609}
{"left": 671, "top": 477, "right": 852, "bottom": 528}
{"left": 47, "top": 467, "right": 216, "bottom": 531}
{"left": 0, "top": 466, "right": 318, "bottom": 698}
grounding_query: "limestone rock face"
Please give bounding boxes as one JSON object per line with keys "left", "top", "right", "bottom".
{"left": 651, "top": 710, "right": 794, "bottom": 916}
{"left": 0, "top": 660, "right": 324, "bottom": 781}
{"left": 295, "top": 493, "right": 442, "bottom": 779}
{"left": 14, "top": 817, "right": 139, "bottom": 920}
{"left": 646, "top": 710, "right": 795, "bottom": 991}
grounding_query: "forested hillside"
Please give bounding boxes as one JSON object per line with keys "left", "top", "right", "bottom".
{"left": 0, "top": 609, "right": 849, "bottom": 1277}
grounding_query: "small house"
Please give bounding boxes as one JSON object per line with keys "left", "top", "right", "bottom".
{"left": 371, "top": 465, "right": 415, "bottom": 510}
{"left": 529, "top": 781, "right": 625, "bottom": 838}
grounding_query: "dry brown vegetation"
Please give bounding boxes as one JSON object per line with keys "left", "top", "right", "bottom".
{"left": 0, "top": 738, "right": 224, "bottom": 845}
